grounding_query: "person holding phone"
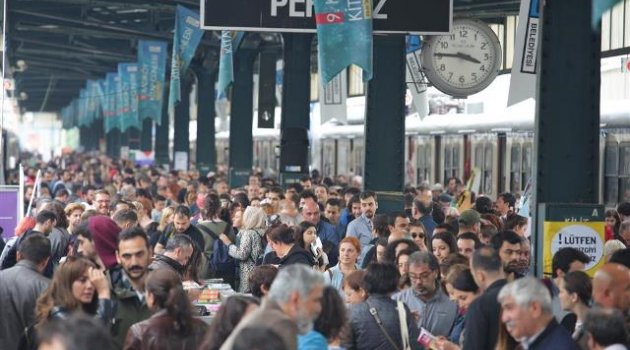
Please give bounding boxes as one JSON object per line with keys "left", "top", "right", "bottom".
{"left": 295, "top": 222, "right": 329, "bottom": 272}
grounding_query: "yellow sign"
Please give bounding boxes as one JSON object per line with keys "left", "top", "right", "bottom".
{"left": 543, "top": 221, "right": 606, "bottom": 277}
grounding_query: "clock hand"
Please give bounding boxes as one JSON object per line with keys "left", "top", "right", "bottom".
{"left": 434, "top": 52, "right": 481, "bottom": 64}
{"left": 456, "top": 52, "right": 481, "bottom": 64}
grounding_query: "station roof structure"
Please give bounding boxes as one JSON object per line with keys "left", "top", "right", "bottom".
{"left": 2, "top": 0, "right": 520, "bottom": 113}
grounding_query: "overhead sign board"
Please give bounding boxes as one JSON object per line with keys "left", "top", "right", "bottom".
{"left": 201, "top": 0, "right": 452, "bottom": 34}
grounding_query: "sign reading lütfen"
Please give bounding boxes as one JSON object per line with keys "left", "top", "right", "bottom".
{"left": 200, "top": 0, "right": 452, "bottom": 34}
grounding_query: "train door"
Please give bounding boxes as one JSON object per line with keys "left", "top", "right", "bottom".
{"left": 353, "top": 138, "right": 364, "bottom": 177}
{"left": 337, "top": 139, "right": 350, "bottom": 178}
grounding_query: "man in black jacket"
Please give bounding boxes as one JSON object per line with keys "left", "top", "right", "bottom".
{"left": 464, "top": 246, "right": 515, "bottom": 350}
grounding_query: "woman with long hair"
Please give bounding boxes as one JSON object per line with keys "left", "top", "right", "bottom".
{"left": 432, "top": 232, "right": 458, "bottom": 264}
{"left": 605, "top": 209, "right": 622, "bottom": 241}
{"left": 324, "top": 237, "right": 361, "bottom": 294}
{"left": 198, "top": 295, "right": 260, "bottom": 350}
{"left": 294, "top": 221, "right": 329, "bottom": 271}
{"left": 35, "top": 257, "right": 112, "bottom": 324}
{"left": 218, "top": 206, "right": 268, "bottom": 292}
{"left": 123, "top": 269, "right": 207, "bottom": 350}
{"left": 558, "top": 271, "right": 592, "bottom": 341}
{"left": 20, "top": 257, "right": 114, "bottom": 350}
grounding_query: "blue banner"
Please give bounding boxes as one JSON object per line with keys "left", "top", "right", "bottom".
{"left": 119, "top": 63, "right": 140, "bottom": 131}
{"left": 138, "top": 40, "right": 168, "bottom": 125}
{"left": 168, "top": 5, "right": 204, "bottom": 111}
{"left": 118, "top": 64, "right": 132, "bottom": 131}
{"left": 96, "top": 79, "right": 106, "bottom": 119}
{"left": 105, "top": 73, "right": 120, "bottom": 133}
{"left": 313, "top": 0, "right": 373, "bottom": 84}
{"left": 217, "top": 31, "right": 234, "bottom": 93}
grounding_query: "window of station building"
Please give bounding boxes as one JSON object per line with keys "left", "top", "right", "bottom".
{"left": 619, "top": 143, "right": 630, "bottom": 203}
{"left": 348, "top": 65, "right": 365, "bottom": 97}
{"left": 605, "top": 142, "right": 620, "bottom": 205}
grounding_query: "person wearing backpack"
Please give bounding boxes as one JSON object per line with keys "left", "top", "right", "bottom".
{"left": 216, "top": 206, "right": 267, "bottom": 293}
{"left": 196, "top": 194, "right": 237, "bottom": 285}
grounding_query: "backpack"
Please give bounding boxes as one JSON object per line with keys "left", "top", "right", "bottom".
{"left": 196, "top": 224, "right": 236, "bottom": 274}
{"left": 253, "top": 230, "right": 268, "bottom": 266}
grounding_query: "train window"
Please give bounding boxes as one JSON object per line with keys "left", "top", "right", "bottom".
{"left": 619, "top": 143, "right": 630, "bottom": 203}
{"left": 348, "top": 65, "right": 365, "bottom": 97}
{"left": 510, "top": 144, "right": 522, "bottom": 193}
{"left": 474, "top": 144, "right": 483, "bottom": 169}
{"left": 453, "top": 145, "right": 460, "bottom": 179}
{"left": 416, "top": 144, "right": 431, "bottom": 184}
{"left": 605, "top": 142, "right": 619, "bottom": 205}
{"left": 484, "top": 143, "right": 493, "bottom": 195}
{"left": 522, "top": 143, "right": 533, "bottom": 190}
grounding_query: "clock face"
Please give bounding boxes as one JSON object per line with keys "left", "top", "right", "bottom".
{"left": 422, "top": 19, "right": 502, "bottom": 98}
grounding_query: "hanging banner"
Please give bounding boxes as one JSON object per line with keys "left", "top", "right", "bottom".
{"left": 138, "top": 40, "right": 168, "bottom": 125}
{"left": 258, "top": 51, "right": 277, "bottom": 128}
{"left": 405, "top": 35, "right": 428, "bottom": 118}
{"left": 127, "top": 63, "right": 140, "bottom": 130}
{"left": 118, "top": 63, "right": 133, "bottom": 131}
{"left": 168, "top": 5, "right": 204, "bottom": 111}
{"left": 0, "top": 187, "right": 20, "bottom": 240}
{"left": 218, "top": 31, "right": 235, "bottom": 93}
{"left": 508, "top": 0, "right": 539, "bottom": 106}
{"left": 78, "top": 89, "right": 87, "bottom": 127}
{"left": 318, "top": 68, "right": 347, "bottom": 124}
{"left": 217, "top": 31, "right": 246, "bottom": 93}
{"left": 96, "top": 79, "right": 106, "bottom": 120}
{"left": 313, "top": 0, "right": 373, "bottom": 84}
{"left": 114, "top": 74, "right": 122, "bottom": 131}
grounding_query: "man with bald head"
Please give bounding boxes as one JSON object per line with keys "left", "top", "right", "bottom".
{"left": 592, "top": 263, "right": 630, "bottom": 314}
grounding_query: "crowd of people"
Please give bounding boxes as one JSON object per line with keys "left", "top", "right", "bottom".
{"left": 0, "top": 153, "right": 628, "bottom": 350}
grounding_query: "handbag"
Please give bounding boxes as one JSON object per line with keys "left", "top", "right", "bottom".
{"left": 396, "top": 301, "right": 412, "bottom": 350}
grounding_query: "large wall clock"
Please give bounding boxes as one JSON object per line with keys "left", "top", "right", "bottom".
{"left": 422, "top": 18, "right": 503, "bottom": 98}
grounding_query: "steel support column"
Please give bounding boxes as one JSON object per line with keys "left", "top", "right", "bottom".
{"left": 155, "top": 89, "right": 170, "bottom": 167}
{"left": 173, "top": 78, "right": 192, "bottom": 170}
{"left": 229, "top": 49, "right": 257, "bottom": 187}
{"left": 109, "top": 128, "right": 122, "bottom": 159}
{"left": 364, "top": 35, "right": 406, "bottom": 213}
{"left": 279, "top": 33, "right": 312, "bottom": 186}
{"left": 140, "top": 118, "right": 153, "bottom": 152}
{"left": 194, "top": 67, "right": 217, "bottom": 175}
{"left": 128, "top": 127, "right": 140, "bottom": 151}
{"left": 533, "top": 0, "right": 601, "bottom": 276}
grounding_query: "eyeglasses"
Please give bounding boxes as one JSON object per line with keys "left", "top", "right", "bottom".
{"left": 408, "top": 271, "right": 434, "bottom": 281}
{"left": 411, "top": 233, "right": 426, "bottom": 239}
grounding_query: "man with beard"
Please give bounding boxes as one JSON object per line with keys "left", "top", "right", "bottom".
{"left": 220, "top": 264, "right": 325, "bottom": 350}
{"left": 347, "top": 191, "right": 378, "bottom": 250}
{"left": 491, "top": 230, "right": 523, "bottom": 281}
{"left": 392, "top": 251, "right": 458, "bottom": 337}
{"left": 94, "top": 189, "right": 112, "bottom": 216}
{"left": 110, "top": 226, "right": 152, "bottom": 348}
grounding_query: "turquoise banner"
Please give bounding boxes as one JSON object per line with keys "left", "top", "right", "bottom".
{"left": 217, "top": 31, "right": 234, "bottom": 93}
{"left": 138, "top": 40, "right": 168, "bottom": 125}
{"left": 119, "top": 63, "right": 140, "bottom": 131}
{"left": 168, "top": 5, "right": 204, "bottom": 111}
{"left": 118, "top": 64, "right": 132, "bottom": 131}
{"left": 96, "top": 79, "right": 106, "bottom": 120}
{"left": 313, "top": 0, "right": 373, "bottom": 84}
